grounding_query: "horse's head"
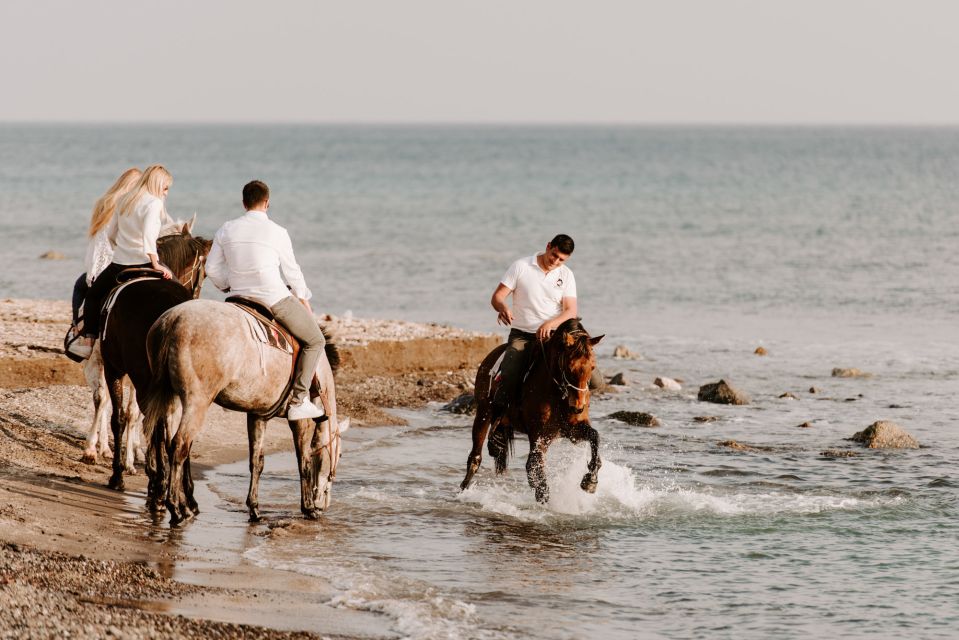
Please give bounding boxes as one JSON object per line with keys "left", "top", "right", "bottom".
{"left": 157, "top": 227, "right": 213, "bottom": 299}
{"left": 313, "top": 416, "right": 350, "bottom": 510}
{"left": 547, "top": 318, "right": 604, "bottom": 415}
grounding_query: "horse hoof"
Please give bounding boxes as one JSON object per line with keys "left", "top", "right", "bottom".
{"left": 81, "top": 452, "right": 97, "bottom": 465}
{"left": 580, "top": 473, "right": 598, "bottom": 493}
{"left": 248, "top": 509, "right": 261, "bottom": 523}
{"left": 124, "top": 466, "right": 138, "bottom": 476}
{"left": 534, "top": 489, "right": 549, "bottom": 504}
{"left": 302, "top": 508, "right": 321, "bottom": 520}
{"left": 108, "top": 476, "right": 125, "bottom": 491}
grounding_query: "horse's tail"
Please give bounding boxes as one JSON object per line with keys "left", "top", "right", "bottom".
{"left": 489, "top": 420, "right": 514, "bottom": 474}
{"left": 142, "top": 317, "right": 176, "bottom": 452}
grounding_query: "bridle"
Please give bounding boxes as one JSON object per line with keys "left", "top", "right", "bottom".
{"left": 313, "top": 416, "right": 342, "bottom": 481}
{"left": 176, "top": 251, "right": 206, "bottom": 299}
{"left": 540, "top": 329, "right": 592, "bottom": 400}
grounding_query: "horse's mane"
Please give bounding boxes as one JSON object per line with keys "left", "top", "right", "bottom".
{"left": 321, "top": 325, "right": 340, "bottom": 374}
{"left": 552, "top": 318, "right": 593, "bottom": 359}
{"left": 157, "top": 233, "right": 212, "bottom": 275}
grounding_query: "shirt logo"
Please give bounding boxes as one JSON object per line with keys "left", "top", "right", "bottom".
{"left": 556, "top": 279, "right": 563, "bottom": 287}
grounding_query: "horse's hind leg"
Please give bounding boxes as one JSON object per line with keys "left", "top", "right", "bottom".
{"left": 289, "top": 418, "right": 320, "bottom": 520}
{"left": 145, "top": 412, "right": 167, "bottom": 513}
{"left": 106, "top": 371, "right": 127, "bottom": 491}
{"left": 460, "top": 407, "right": 492, "bottom": 491}
{"left": 166, "top": 401, "right": 209, "bottom": 525}
{"left": 246, "top": 415, "right": 267, "bottom": 522}
{"left": 526, "top": 438, "right": 550, "bottom": 504}
{"left": 122, "top": 380, "right": 141, "bottom": 474}
{"left": 570, "top": 422, "right": 602, "bottom": 494}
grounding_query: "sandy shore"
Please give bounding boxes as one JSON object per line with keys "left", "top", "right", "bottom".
{"left": 0, "top": 298, "right": 499, "bottom": 639}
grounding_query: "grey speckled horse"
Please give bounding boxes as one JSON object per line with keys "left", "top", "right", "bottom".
{"left": 143, "top": 299, "right": 349, "bottom": 526}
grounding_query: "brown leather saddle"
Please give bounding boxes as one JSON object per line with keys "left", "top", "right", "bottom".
{"left": 226, "top": 295, "right": 322, "bottom": 420}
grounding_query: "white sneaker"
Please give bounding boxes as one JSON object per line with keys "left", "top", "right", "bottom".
{"left": 287, "top": 399, "right": 324, "bottom": 421}
{"left": 66, "top": 340, "right": 93, "bottom": 360}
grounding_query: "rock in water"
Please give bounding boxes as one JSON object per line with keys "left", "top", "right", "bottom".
{"left": 848, "top": 421, "right": 919, "bottom": 449}
{"left": 779, "top": 392, "right": 798, "bottom": 400}
{"left": 717, "top": 440, "right": 773, "bottom": 453}
{"left": 39, "top": 250, "right": 66, "bottom": 260}
{"left": 821, "top": 449, "right": 858, "bottom": 458}
{"left": 609, "top": 411, "right": 660, "bottom": 427}
{"left": 607, "top": 372, "right": 628, "bottom": 386}
{"left": 694, "top": 416, "right": 719, "bottom": 423}
{"left": 697, "top": 379, "right": 750, "bottom": 405}
{"left": 832, "top": 367, "right": 872, "bottom": 378}
{"left": 613, "top": 345, "right": 639, "bottom": 359}
{"left": 654, "top": 376, "right": 682, "bottom": 390}
{"left": 442, "top": 393, "right": 476, "bottom": 415}
{"left": 754, "top": 346, "right": 768, "bottom": 356}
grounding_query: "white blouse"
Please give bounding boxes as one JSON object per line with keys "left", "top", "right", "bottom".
{"left": 83, "top": 227, "right": 114, "bottom": 285}
{"left": 108, "top": 194, "right": 164, "bottom": 266}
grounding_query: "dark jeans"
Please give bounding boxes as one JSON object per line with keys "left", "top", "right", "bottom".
{"left": 493, "top": 328, "right": 536, "bottom": 407}
{"left": 82, "top": 262, "right": 150, "bottom": 338}
{"left": 71, "top": 274, "right": 87, "bottom": 327}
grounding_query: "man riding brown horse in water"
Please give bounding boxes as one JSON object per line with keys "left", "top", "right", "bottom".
{"left": 204, "top": 180, "right": 328, "bottom": 421}
{"left": 489, "top": 234, "right": 578, "bottom": 426}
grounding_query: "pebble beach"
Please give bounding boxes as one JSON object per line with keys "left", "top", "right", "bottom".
{"left": 0, "top": 298, "right": 498, "bottom": 639}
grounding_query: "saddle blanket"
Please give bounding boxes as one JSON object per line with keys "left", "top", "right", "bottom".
{"left": 233, "top": 305, "right": 295, "bottom": 354}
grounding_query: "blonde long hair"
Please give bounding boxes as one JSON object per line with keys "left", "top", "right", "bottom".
{"left": 117, "top": 164, "right": 173, "bottom": 218}
{"left": 88, "top": 167, "right": 142, "bottom": 237}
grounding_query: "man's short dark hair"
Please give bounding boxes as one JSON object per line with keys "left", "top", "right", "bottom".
{"left": 243, "top": 180, "right": 270, "bottom": 209}
{"left": 549, "top": 234, "right": 575, "bottom": 255}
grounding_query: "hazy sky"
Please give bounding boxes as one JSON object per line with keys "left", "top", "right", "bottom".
{"left": 1, "top": 0, "right": 957, "bottom": 123}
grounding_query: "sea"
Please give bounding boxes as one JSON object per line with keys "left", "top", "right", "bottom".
{"left": 1, "top": 125, "right": 957, "bottom": 639}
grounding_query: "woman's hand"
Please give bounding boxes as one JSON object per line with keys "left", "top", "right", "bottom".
{"left": 158, "top": 265, "right": 174, "bottom": 280}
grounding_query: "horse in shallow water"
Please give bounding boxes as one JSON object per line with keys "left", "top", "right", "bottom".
{"left": 143, "top": 299, "right": 349, "bottom": 525}
{"left": 81, "top": 228, "right": 208, "bottom": 471}
{"left": 99, "top": 227, "right": 212, "bottom": 492}
{"left": 460, "top": 318, "right": 604, "bottom": 503}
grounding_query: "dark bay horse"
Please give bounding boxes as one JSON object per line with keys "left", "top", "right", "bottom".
{"left": 99, "top": 227, "right": 212, "bottom": 492}
{"left": 460, "top": 318, "right": 604, "bottom": 503}
{"left": 143, "top": 299, "right": 349, "bottom": 525}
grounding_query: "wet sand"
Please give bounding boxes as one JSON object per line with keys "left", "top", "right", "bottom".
{"left": 0, "top": 298, "right": 498, "bottom": 639}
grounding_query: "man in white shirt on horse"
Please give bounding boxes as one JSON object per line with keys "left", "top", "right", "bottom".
{"left": 205, "top": 180, "right": 327, "bottom": 421}
{"left": 489, "top": 234, "right": 578, "bottom": 423}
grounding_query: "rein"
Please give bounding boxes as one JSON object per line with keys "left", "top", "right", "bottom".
{"left": 314, "top": 416, "right": 342, "bottom": 480}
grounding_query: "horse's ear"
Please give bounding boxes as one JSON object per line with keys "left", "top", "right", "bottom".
{"left": 589, "top": 334, "right": 605, "bottom": 346}
{"left": 184, "top": 212, "right": 197, "bottom": 234}
{"left": 564, "top": 333, "right": 576, "bottom": 347}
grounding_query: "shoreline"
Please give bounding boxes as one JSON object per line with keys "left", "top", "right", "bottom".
{"left": 0, "top": 298, "right": 498, "bottom": 638}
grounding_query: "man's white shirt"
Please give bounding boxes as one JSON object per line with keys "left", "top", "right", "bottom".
{"left": 205, "top": 210, "right": 312, "bottom": 307}
{"left": 500, "top": 255, "right": 576, "bottom": 333}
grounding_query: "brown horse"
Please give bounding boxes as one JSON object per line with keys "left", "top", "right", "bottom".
{"left": 99, "top": 227, "right": 212, "bottom": 493}
{"left": 460, "top": 318, "right": 604, "bottom": 503}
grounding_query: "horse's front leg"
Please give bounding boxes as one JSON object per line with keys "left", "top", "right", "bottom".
{"left": 526, "top": 437, "right": 551, "bottom": 504}
{"left": 106, "top": 371, "right": 127, "bottom": 491}
{"left": 246, "top": 415, "right": 267, "bottom": 521}
{"left": 289, "top": 418, "right": 320, "bottom": 519}
{"left": 82, "top": 354, "right": 111, "bottom": 464}
{"left": 570, "top": 421, "right": 602, "bottom": 494}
